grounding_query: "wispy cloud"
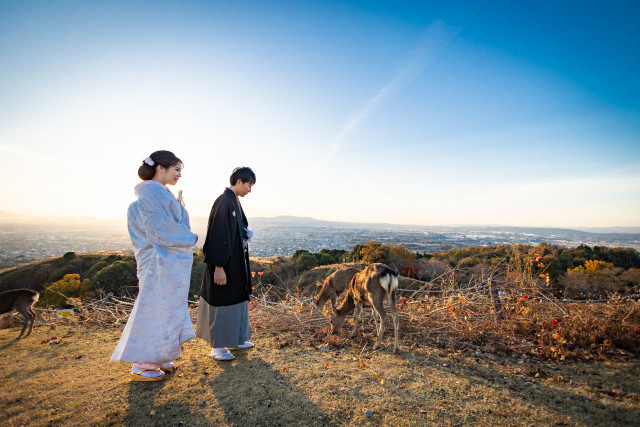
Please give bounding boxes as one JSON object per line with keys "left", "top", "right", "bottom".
{"left": 326, "top": 20, "right": 460, "bottom": 158}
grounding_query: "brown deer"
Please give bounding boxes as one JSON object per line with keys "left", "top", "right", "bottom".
{"left": 331, "top": 263, "right": 399, "bottom": 353}
{"left": 0, "top": 289, "right": 40, "bottom": 338}
{"left": 313, "top": 267, "right": 359, "bottom": 315}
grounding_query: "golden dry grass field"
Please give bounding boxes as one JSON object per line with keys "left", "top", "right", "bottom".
{"left": 1, "top": 313, "right": 639, "bottom": 426}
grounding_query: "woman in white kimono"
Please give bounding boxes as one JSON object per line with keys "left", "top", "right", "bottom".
{"left": 111, "top": 150, "right": 198, "bottom": 381}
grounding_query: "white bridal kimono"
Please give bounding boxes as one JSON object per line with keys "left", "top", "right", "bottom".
{"left": 111, "top": 180, "right": 197, "bottom": 364}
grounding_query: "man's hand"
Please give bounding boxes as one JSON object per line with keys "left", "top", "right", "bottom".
{"left": 214, "top": 266, "right": 227, "bottom": 286}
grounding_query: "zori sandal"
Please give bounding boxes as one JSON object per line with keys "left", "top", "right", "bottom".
{"left": 160, "top": 362, "right": 177, "bottom": 373}
{"left": 225, "top": 341, "right": 254, "bottom": 351}
{"left": 210, "top": 348, "right": 235, "bottom": 361}
{"left": 130, "top": 369, "right": 166, "bottom": 382}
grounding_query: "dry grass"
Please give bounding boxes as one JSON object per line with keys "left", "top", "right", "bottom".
{"left": 1, "top": 297, "right": 640, "bottom": 426}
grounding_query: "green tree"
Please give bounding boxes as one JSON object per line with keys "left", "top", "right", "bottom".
{"left": 360, "top": 241, "right": 389, "bottom": 264}
{"left": 292, "top": 249, "right": 312, "bottom": 261}
{"left": 296, "top": 252, "right": 318, "bottom": 271}
{"left": 318, "top": 249, "right": 347, "bottom": 263}
{"left": 92, "top": 260, "right": 137, "bottom": 294}
{"left": 316, "top": 253, "right": 334, "bottom": 266}
{"left": 87, "top": 261, "right": 109, "bottom": 279}
{"left": 48, "top": 264, "right": 78, "bottom": 283}
{"left": 342, "top": 244, "right": 364, "bottom": 262}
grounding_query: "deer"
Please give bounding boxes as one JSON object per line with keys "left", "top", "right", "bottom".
{"left": 0, "top": 289, "right": 40, "bottom": 338}
{"left": 313, "top": 267, "right": 359, "bottom": 316}
{"left": 331, "top": 263, "right": 399, "bottom": 353}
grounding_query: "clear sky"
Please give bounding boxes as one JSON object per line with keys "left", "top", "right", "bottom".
{"left": 1, "top": 0, "right": 639, "bottom": 227}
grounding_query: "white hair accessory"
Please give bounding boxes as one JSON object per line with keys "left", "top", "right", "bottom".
{"left": 143, "top": 157, "right": 155, "bottom": 166}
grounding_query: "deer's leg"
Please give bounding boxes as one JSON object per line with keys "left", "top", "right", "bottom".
{"left": 26, "top": 307, "right": 36, "bottom": 337}
{"left": 389, "top": 292, "right": 399, "bottom": 353}
{"left": 314, "top": 288, "right": 331, "bottom": 316}
{"left": 329, "top": 293, "right": 338, "bottom": 314}
{"left": 350, "top": 303, "right": 362, "bottom": 337}
{"left": 370, "top": 299, "right": 387, "bottom": 350}
{"left": 371, "top": 307, "right": 380, "bottom": 333}
{"left": 16, "top": 305, "right": 31, "bottom": 339}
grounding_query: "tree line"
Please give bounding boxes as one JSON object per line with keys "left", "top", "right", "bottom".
{"left": 1, "top": 241, "right": 638, "bottom": 306}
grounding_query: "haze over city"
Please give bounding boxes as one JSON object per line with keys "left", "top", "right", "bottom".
{"left": 1, "top": 1, "right": 639, "bottom": 228}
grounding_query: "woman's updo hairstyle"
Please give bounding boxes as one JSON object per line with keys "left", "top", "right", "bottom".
{"left": 138, "top": 150, "right": 183, "bottom": 180}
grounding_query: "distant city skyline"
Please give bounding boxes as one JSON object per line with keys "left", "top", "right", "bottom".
{"left": 2, "top": 213, "right": 639, "bottom": 270}
{"left": 1, "top": 1, "right": 639, "bottom": 228}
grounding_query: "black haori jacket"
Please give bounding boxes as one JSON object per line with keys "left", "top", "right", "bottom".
{"left": 200, "top": 188, "right": 252, "bottom": 306}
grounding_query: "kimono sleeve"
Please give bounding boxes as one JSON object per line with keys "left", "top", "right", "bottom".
{"left": 136, "top": 192, "right": 197, "bottom": 249}
{"left": 203, "top": 197, "right": 233, "bottom": 267}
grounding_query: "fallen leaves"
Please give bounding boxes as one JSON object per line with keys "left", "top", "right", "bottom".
{"left": 40, "top": 333, "right": 74, "bottom": 345}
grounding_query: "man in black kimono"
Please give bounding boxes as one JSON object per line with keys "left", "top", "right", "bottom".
{"left": 196, "top": 167, "right": 256, "bottom": 360}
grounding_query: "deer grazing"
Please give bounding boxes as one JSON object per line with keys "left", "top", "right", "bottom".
{"left": 331, "top": 263, "right": 399, "bottom": 353}
{"left": 0, "top": 289, "right": 40, "bottom": 338}
{"left": 313, "top": 267, "right": 359, "bottom": 315}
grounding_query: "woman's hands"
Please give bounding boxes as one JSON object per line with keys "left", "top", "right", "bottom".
{"left": 214, "top": 266, "right": 227, "bottom": 286}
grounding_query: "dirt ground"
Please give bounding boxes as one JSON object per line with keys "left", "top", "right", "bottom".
{"left": 1, "top": 321, "right": 639, "bottom": 426}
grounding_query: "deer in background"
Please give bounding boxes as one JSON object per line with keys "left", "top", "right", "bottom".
{"left": 313, "top": 267, "right": 359, "bottom": 316}
{"left": 0, "top": 289, "right": 39, "bottom": 338}
{"left": 331, "top": 263, "right": 399, "bottom": 353}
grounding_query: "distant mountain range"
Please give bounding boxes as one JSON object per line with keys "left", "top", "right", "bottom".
{"left": 2, "top": 212, "right": 639, "bottom": 269}
{"left": 2, "top": 211, "right": 640, "bottom": 235}
{"left": 249, "top": 216, "right": 640, "bottom": 235}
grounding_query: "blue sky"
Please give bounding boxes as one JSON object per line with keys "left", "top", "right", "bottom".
{"left": 1, "top": 0, "right": 639, "bottom": 227}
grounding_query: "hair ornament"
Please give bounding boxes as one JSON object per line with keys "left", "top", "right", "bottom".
{"left": 143, "top": 157, "right": 155, "bottom": 166}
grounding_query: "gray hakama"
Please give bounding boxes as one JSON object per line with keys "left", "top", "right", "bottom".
{"left": 195, "top": 298, "right": 250, "bottom": 348}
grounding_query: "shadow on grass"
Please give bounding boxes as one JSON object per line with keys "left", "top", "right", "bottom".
{"left": 0, "top": 338, "right": 18, "bottom": 351}
{"left": 208, "top": 351, "right": 336, "bottom": 426}
{"left": 407, "top": 352, "right": 640, "bottom": 425}
{"left": 122, "top": 370, "right": 211, "bottom": 426}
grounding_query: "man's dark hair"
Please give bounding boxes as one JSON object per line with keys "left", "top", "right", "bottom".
{"left": 230, "top": 167, "right": 256, "bottom": 186}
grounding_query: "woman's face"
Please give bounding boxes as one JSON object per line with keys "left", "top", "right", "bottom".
{"left": 154, "top": 163, "right": 182, "bottom": 186}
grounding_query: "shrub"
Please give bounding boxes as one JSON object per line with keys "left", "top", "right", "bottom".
{"left": 560, "top": 267, "right": 624, "bottom": 299}
{"left": 317, "top": 249, "right": 347, "bottom": 264}
{"left": 103, "top": 254, "right": 122, "bottom": 264}
{"left": 87, "top": 261, "right": 109, "bottom": 279}
{"left": 62, "top": 252, "right": 76, "bottom": 262}
{"left": 316, "top": 253, "right": 334, "bottom": 266}
{"left": 388, "top": 245, "right": 416, "bottom": 269}
{"left": 92, "top": 260, "right": 137, "bottom": 295}
{"left": 48, "top": 264, "right": 78, "bottom": 283}
{"left": 296, "top": 252, "right": 318, "bottom": 271}
{"left": 190, "top": 252, "right": 205, "bottom": 296}
{"left": 44, "top": 274, "right": 91, "bottom": 306}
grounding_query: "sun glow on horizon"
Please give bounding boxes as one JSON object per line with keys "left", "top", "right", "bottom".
{"left": 1, "top": 1, "right": 639, "bottom": 228}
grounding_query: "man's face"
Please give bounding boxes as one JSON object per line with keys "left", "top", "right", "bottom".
{"left": 236, "top": 180, "right": 253, "bottom": 197}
